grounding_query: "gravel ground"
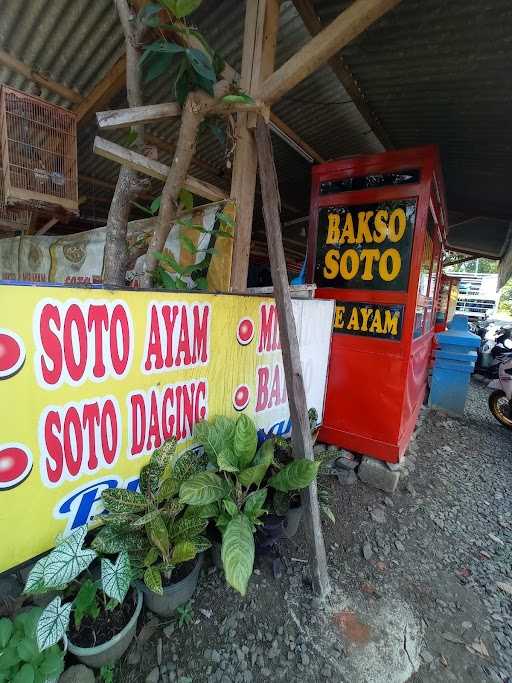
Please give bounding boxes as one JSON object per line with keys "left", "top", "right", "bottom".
{"left": 119, "top": 379, "right": 512, "bottom": 683}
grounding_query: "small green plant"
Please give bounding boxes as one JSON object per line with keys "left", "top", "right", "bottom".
{"left": 100, "top": 663, "right": 115, "bottom": 683}
{"left": 93, "top": 439, "right": 211, "bottom": 594}
{"left": 181, "top": 414, "right": 319, "bottom": 596}
{"left": 176, "top": 601, "right": 193, "bottom": 628}
{"left": 0, "top": 607, "right": 65, "bottom": 682}
{"left": 23, "top": 527, "right": 132, "bottom": 652}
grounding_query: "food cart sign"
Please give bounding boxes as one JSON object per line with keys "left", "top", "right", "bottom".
{"left": 315, "top": 199, "right": 417, "bottom": 291}
{"left": 332, "top": 301, "right": 404, "bottom": 340}
{"left": 0, "top": 285, "right": 334, "bottom": 572}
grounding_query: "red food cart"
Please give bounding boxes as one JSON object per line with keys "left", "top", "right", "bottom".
{"left": 307, "top": 146, "right": 448, "bottom": 463}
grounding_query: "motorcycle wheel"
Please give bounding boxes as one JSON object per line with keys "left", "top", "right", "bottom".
{"left": 488, "top": 390, "right": 512, "bottom": 429}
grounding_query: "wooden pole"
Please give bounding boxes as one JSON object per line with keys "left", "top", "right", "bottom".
{"left": 230, "top": 0, "right": 280, "bottom": 291}
{"left": 255, "top": 116, "right": 330, "bottom": 599}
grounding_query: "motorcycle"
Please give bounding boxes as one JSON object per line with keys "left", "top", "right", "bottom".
{"left": 488, "top": 352, "right": 512, "bottom": 429}
{"left": 476, "top": 327, "right": 512, "bottom": 379}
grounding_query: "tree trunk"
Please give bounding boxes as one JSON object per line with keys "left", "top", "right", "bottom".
{"left": 140, "top": 92, "right": 216, "bottom": 288}
{"left": 102, "top": 0, "right": 144, "bottom": 287}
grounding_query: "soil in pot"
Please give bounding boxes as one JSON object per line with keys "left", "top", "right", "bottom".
{"left": 162, "top": 558, "right": 196, "bottom": 586}
{"left": 68, "top": 588, "right": 137, "bottom": 648}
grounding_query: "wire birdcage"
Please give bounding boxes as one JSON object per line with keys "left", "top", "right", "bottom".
{"left": 0, "top": 86, "right": 78, "bottom": 215}
{"left": 0, "top": 162, "right": 31, "bottom": 232}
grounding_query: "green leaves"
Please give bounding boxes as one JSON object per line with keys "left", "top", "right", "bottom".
{"left": 268, "top": 459, "right": 319, "bottom": 493}
{"left": 102, "top": 489, "right": 147, "bottom": 514}
{"left": 194, "top": 417, "right": 235, "bottom": 464}
{"left": 0, "top": 618, "right": 12, "bottom": 648}
{"left": 171, "top": 541, "right": 197, "bottom": 564}
{"left": 91, "top": 525, "right": 148, "bottom": 554}
{"left": 174, "top": 0, "right": 202, "bottom": 17}
{"left": 217, "top": 448, "right": 239, "bottom": 473}
{"left": 221, "top": 514, "right": 255, "bottom": 596}
{"left": 179, "top": 472, "right": 227, "bottom": 506}
{"left": 148, "top": 514, "right": 170, "bottom": 557}
{"left": 244, "top": 488, "right": 268, "bottom": 519}
{"left": 73, "top": 579, "right": 99, "bottom": 629}
{"left": 36, "top": 597, "right": 72, "bottom": 652}
{"left": 144, "top": 566, "right": 163, "bottom": 595}
{"left": 233, "top": 414, "right": 258, "bottom": 468}
{"left": 238, "top": 438, "right": 274, "bottom": 487}
{"left": 222, "top": 93, "right": 254, "bottom": 104}
{"left": 101, "top": 552, "right": 132, "bottom": 603}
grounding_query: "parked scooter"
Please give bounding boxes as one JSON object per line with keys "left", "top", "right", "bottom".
{"left": 488, "top": 353, "right": 512, "bottom": 429}
{"left": 475, "top": 327, "right": 512, "bottom": 378}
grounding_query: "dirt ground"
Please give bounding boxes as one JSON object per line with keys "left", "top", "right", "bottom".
{"left": 117, "top": 379, "right": 512, "bottom": 683}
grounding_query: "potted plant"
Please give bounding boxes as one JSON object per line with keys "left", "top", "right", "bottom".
{"left": 180, "top": 414, "right": 320, "bottom": 595}
{"left": 22, "top": 527, "right": 139, "bottom": 669}
{"left": 0, "top": 607, "right": 65, "bottom": 682}
{"left": 92, "top": 439, "right": 211, "bottom": 617}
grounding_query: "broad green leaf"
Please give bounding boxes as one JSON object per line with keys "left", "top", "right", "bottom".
{"left": 149, "top": 515, "right": 170, "bottom": 556}
{"left": 171, "top": 541, "right": 197, "bottom": 564}
{"left": 36, "top": 598, "right": 72, "bottom": 652}
{"left": 39, "top": 648, "right": 64, "bottom": 678}
{"left": 156, "top": 437, "right": 177, "bottom": 467}
{"left": 253, "top": 437, "right": 274, "bottom": 466}
{"left": 174, "top": 0, "right": 202, "bottom": 17}
{"left": 221, "top": 514, "right": 255, "bottom": 596}
{"left": 268, "top": 459, "right": 319, "bottom": 493}
{"left": 144, "top": 547, "right": 159, "bottom": 567}
{"left": 14, "top": 608, "right": 42, "bottom": 639}
{"left": 183, "top": 501, "right": 219, "bottom": 519}
{"left": 35, "top": 527, "right": 96, "bottom": 590}
{"left": 172, "top": 451, "right": 206, "bottom": 484}
{"left": 238, "top": 462, "right": 269, "bottom": 488}
{"left": 221, "top": 93, "right": 254, "bottom": 104}
{"left": 194, "top": 276, "right": 208, "bottom": 290}
{"left": 244, "top": 488, "right": 268, "bottom": 517}
{"left": 0, "top": 618, "right": 12, "bottom": 648}
{"left": 91, "top": 525, "right": 148, "bottom": 554}
{"left": 101, "top": 552, "right": 132, "bottom": 603}
{"left": 194, "top": 417, "right": 235, "bottom": 463}
{"left": 191, "top": 536, "right": 211, "bottom": 553}
{"left": 73, "top": 578, "right": 99, "bottom": 629}
{"left": 139, "top": 2, "right": 162, "bottom": 27}
{"left": 139, "top": 461, "right": 165, "bottom": 498}
{"left": 174, "top": 278, "right": 188, "bottom": 291}
{"left": 179, "top": 188, "right": 194, "bottom": 212}
{"left": 179, "top": 234, "right": 198, "bottom": 254}
{"left": 157, "top": 476, "right": 180, "bottom": 502}
{"left": 144, "top": 53, "right": 173, "bottom": 83}
{"left": 23, "top": 555, "right": 50, "bottom": 594}
{"left": 233, "top": 414, "right": 258, "bottom": 468}
{"left": 217, "top": 448, "right": 239, "bottom": 473}
{"left": 16, "top": 636, "right": 38, "bottom": 663}
{"left": 102, "top": 489, "right": 147, "bottom": 514}
{"left": 223, "top": 498, "right": 238, "bottom": 517}
{"left": 144, "top": 566, "right": 163, "bottom": 595}
{"left": 131, "top": 508, "right": 161, "bottom": 528}
{"left": 150, "top": 195, "right": 161, "bottom": 215}
{"left": 179, "top": 472, "right": 227, "bottom": 506}
{"left": 162, "top": 499, "right": 185, "bottom": 519}
{"left": 169, "top": 515, "right": 207, "bottom": 542}
{"left": 186, "top": 48, "right": 216, "bottom": 82}
{"left": 12, "top": 663, "right": 35, "bottom": 683}
{"left": 0, "top": 643, "right": 18, "bottom": 671}
{"left": 143, "top": 39, "right": 184, "bottom": 55}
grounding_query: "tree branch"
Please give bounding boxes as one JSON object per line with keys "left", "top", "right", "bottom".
{"left": 102, "top": 0, "right": 145, "bottom": 287}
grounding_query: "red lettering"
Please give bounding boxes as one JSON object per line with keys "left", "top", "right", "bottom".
{"left": 110, "top": 304, "right": 130, "bottom": 376}
{"left": 161, "top": 387, "right": 175, "bottom": 440}
{"left": 146, "top": 391, "right": 162, "bottom": 451}
{"left": 130, "top": 394, "right": 146, "bottom": 457}
{"left": 192, "top": 305, "right": 209, "bottom": 363}
{"left": 101, "top": 400, "right": 118, "bottom": 464}
{"left": 39, "top": 304, "right": 62, "bottom": 385}
{"left": 258, "top": 304, "right": 281, "bottom": 353}
{"left": 256, "top": 366, "right": 270, "bottom": 412}
{"left": 144, "top": 305, "right": 164, "bottom": 371}
{"left": 175, "top": 306, "right": 192, "bottom": 367}
{"left": 63, "top": 305, "right": 87, "bottom": 382}
{"left": 44, "top": 410, "right": 63, "bottom": 484}
{"left": 162, "top": 304, "right": 180, "bottom": 367}
{"left": 82, "top": 402, "right": 100, "bottom": 471}
{"left": 87, "top": 305, "right": 109, "bottom": 378}
{"left": 63, "top": 407, "right": 83, "bottom": 477}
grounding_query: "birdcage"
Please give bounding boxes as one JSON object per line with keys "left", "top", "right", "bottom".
{"left": 0, "top": 162, "right": 31, "bottom": 232}
{"left": 0, "top": 86, "right": 78, "bottom": 215}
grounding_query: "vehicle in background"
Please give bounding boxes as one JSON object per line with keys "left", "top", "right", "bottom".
{"left": 488, "top": 352, "right": 512, "bottom": 429}
{"left": 453, "top": 273, "right": 500, "bottom": 322}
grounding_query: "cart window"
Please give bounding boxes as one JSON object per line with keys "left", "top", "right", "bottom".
{"left": 413, "top": 216, "right": 438, "bottom": 339}
{"left": 319, "top": 169, "right": 420, "bottom": 195}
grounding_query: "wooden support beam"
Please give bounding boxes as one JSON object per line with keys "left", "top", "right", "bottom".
{"left": 97, "top": 102, "right": 181, "bottom": 130}
{"left": 269, "top": 112, "right": 325, "bottom": 163}
{"left": 93, "top": 136, "right": 228, "bottom": 202}
{"left": 255, "top": 116, "right": 330, "bottom": 598}
{"left": 35, "top": 217, "right": 59, "bottom": 236}
{"left": 0, "top": 49, "right": 82, "bottom": 104}
{"left": 230, "top": 0, "right": 280, "bottom": 291}
{"left": 292, "top": 0, "right": 393, "bottom": 149}
{"left": 144, "top": 133, "right": 227, "bottom": 183}
{"left": 74, "top": 56, "right": 127, "bottom": 123}
{"left": 259, "top": 0, "right": 401, "bottom": 105}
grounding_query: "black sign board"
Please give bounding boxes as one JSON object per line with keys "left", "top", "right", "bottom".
{"left": 332, "top": 301, "right": 404, "bottom": 340}
{"left": 314, "top": 199, "right": 417, "bottom": 291}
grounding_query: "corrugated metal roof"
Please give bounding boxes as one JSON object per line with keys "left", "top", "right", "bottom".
{"left": 0, "top": 0, "right": 510, "bottom": 262}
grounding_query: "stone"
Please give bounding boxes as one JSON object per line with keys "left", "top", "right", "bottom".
{"left": 421, "top": 650, "right": 434, "bottom": 664}
{"left": 59, "top": 665, "right": 95, "bottom": 683}
{"left": 362, "top": 542, "right": 373, "bottom": 561}
{"left": 370, "top": 507, "right": 386, "bottom": 523}
{"left": 337, "top": 469, "right": 357, "bottom": 485}
{"left": 145, "top": 668, "right": 160, "bottom": 683}
{"left": 334, "top": 452, "right": 358, "bottom": 470}
{"left": 358, "top": 456, "right": 400, "bottom": 494}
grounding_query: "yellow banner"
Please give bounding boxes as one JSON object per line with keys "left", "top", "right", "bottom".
{"left": 0, "top": 285, "right": 333, "bottom": 571}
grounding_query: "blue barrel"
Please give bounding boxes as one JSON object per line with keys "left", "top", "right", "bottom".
{"left": 429, "top": 314, "right": 480, "bottom": 415}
